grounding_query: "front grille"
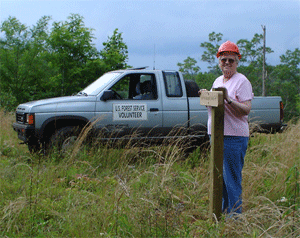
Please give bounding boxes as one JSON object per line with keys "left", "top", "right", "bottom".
{"left": 16, "top": 113, "right": 25, "bottom": 124}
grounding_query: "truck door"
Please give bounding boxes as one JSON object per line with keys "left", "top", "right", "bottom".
{"left": 161, "top": 71, "right": 189, "bottom": 135}
{"left": 95, "top": 72, "right": 163, "bottom": 138}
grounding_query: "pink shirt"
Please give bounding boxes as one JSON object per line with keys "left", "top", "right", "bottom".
{"left": 207, "top": 73, "right": 253, "bottom": 137}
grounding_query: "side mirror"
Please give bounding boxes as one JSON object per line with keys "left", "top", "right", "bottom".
{"left": 100, "top": 90, "right": 114, "bottom": 101}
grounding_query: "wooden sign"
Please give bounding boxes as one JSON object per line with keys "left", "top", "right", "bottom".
{"left": 200, "top": 91, "right": 224, "bottom": 107}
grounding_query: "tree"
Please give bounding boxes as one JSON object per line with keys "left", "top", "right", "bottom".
{"left": 194, "top": 72, "right": 216, "bottom": 90}
{"left": 280, "top": 48, "right": 300, "bottom": 100}
{"left": 268, "top": 48, "right": 300, "bottom": 119}
{"left": 0, "top": 16, "right": 52, "bottom": 103}
{"left": 200, "top": 32, "right": 223, "bottom": 73}
{"left": 236, "top": 34, "right": 274, "bottom": 96}
{"left": 177, "top": 57, "right": 200, "bottom": 80}
{"left": 0, "top": 15, "right": 130, "bottom": 108}
{"left": 99, "top": 28, "right": 129, "bottom": 71}
{"left": 237, "top": 33, "right": 273, "bottom": 65}
{"left": 47, "top": 14, "right": 99, "bottom": 96}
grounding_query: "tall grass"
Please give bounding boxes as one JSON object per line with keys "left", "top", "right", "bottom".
{"left": 0, "top": 109, "right": 299, "bottom": 237}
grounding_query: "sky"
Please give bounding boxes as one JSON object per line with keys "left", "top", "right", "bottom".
{"left": 0, "top": 0, "right": 299, "bottom": 72}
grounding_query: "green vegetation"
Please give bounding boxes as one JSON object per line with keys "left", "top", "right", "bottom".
{"left": 0, "top": 14, "right": 128, "bottom": 111}
{"left": 0, "top": 110, "right": 299, "bottom": 237}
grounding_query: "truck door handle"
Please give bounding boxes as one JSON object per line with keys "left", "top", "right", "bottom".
{"left": 150, "top": 108, "right": 159, "bottom": 112}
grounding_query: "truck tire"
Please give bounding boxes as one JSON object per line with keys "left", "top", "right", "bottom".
{"left": 28, "top": 140, "right": 41, "bottom": 153}
{"left": 46, "top": 126, "right": 81, "bottom": 154}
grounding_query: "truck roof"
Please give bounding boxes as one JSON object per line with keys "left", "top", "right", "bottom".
{"left": 111, "top": 67, "right": 178, "bottom": 73}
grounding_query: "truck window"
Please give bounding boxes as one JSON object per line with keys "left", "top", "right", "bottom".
{"left": 163, "top": 72, "right": 183, "bottom": 97}
{"left": 110, "top": 73, "right": 158, "bottom": 100}
{"left": 110, "top": 75, "right": 130, "bottom": 99}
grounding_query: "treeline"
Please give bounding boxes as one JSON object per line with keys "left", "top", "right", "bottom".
{"left": 0, "top": 14, "right": 128, "bottom": 111}
{"left": 178, "top": 32, "right": 300, "bottom": 120}
{"left": 0, "top": 15, "right": 299, "bottom": 120}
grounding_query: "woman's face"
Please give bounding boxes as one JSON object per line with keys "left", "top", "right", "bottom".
{"left": 219, "top": 54, "right": 238, "bottom": 77}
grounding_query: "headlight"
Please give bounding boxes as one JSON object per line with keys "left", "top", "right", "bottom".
{"left": 26, "top": 113, "right": 35, "bottom": 125}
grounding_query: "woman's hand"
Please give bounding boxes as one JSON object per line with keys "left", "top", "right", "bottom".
{"left": 217, "top": 87, "right": 231, "bottom": 103}
{"left": 198, "top": 89, "right": 208, "bottom": 96}
{"left": 217, "top": 87, "right": 251, "bottom": 115}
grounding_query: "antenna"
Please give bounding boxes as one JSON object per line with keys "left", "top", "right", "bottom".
{"left": 153, "top": 44, "right": 156, "bottom": 70}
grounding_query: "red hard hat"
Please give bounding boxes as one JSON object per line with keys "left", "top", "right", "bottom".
{"left": 216, "top": 41, "right": 242, "bottom": 59}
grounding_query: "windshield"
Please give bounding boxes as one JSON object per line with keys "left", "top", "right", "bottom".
{"left": 81, "top": 72, "right": 121, "bottom": 96}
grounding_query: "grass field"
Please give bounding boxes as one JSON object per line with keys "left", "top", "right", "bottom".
{"left": 0, "top": 109, "right": 299, "bottom": 237}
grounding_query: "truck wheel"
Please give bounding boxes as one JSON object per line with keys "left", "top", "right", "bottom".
{"left": 47, "top": 126, "right": 81, "bottom": 154}
{"left": 28, "top": 141, "right": 41, "bottom": 153}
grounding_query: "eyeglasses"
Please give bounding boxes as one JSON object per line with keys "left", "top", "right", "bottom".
{"left": 221, "top": 58, "right": 235, "bottom": 64}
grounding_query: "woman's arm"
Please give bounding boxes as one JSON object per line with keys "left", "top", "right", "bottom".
{"left": 221, "top": 87, "right": 252, "bottom": 116}
{"left": 227, "top": 99, "right": 252, "bottom": 116}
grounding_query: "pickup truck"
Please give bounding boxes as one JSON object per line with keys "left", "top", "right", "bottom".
{"left": 12, "top": 68, "right": 285, "bottom": 153}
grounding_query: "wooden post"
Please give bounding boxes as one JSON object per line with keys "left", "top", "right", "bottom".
{"left": 262, "top": 25, "right": 266, "bottom": 96}
{"left": 200, "top": 88, "right": 225, "bottom": 221}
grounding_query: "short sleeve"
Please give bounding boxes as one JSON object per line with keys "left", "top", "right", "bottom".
{"left": 236, "top": 78, "right": 253, "bottom": 102}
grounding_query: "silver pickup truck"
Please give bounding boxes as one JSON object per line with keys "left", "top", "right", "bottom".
{"left": 13, "top": 68, "right": 284, "bottom": 152}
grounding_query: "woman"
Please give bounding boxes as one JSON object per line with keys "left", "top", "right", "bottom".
{"left": 200, "top": 41, "right": 253, "bottom": 214}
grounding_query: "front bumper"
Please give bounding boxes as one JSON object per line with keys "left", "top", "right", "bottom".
{"left": 13, "top": 123, "right": 36, "bottom": 143}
